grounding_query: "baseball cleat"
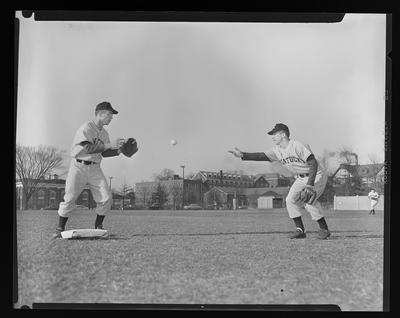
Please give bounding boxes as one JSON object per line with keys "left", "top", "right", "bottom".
{"left": 51, "top": 229, "right": 63, "bottom": 239}
{"left": 318, "top": 229, "right": 331, "bottom": 240}
{"left": 289, "top": 228, "right": 306, "bottom": 239}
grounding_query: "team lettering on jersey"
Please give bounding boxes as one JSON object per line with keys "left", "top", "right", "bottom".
{"left": 280, "top": 156, "right": 306, "bottom": 165}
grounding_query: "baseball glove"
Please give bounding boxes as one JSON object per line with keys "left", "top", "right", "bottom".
{"left": 120, "top": 138, "right": 138, "bottom": 157}
{"left": 294, "top": 186, "right": 317, "bottom": 205}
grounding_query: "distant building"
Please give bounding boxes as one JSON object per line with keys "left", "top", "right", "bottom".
{"left": 15, "top": 174, "right": 96, "bottom": 210}
{"left": 191, "top": 170, "right": 292, "bottom": 209}
{"left": 192, "top": 170, "right": 293, "bottom": 190}
{"left": 257, "top": 189, "right": 291, "bottom": 209}
{"left": 332, "top": 163, "right": 385, "bottom": 193}
{"left": 191, "top": 170, "right": 254, "bottom": 189}
{"left": 357, "top": 164, "right": 385, "bottom": 187}
{"left": 135, "top": 179, "right": 204, "bottom": 209}
{"left": 203, "top": 187, "right": 248, "bottom": 210}
{"left": 245, "top": 186, "right": 290, "bottom": 208}
{"left": 253, "top": 173, "right": 293, "bottom": 188}
{"left": 203, "top": 186, "right": 291, "bottom": 209}
{"left": 112, "top": 192, "right": 135, "bottom": 210}
{"left": 134, "top": 170, "right": 293, "bottom": 210}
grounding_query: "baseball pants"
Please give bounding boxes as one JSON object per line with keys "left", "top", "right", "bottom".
{"left": 58, "top": 160, "right": 112, "bottom": 217}
{"left": 285, "top": 170, "right": 328, "bottom": 221}
{"left": 370, "top": 199, "right": 379, "bottom": 210}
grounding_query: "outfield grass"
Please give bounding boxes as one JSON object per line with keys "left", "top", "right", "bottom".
{"left": 15, "top": 209, "right": 384, "bottom": 311}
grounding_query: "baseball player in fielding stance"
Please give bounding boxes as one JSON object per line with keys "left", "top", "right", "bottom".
{"left": 367, "top": 188, "right": 380, "bottom": 215}
{"left": 52, "top": 102, "right": 125, "bottom": 238}
{"left": 229, "top": 123, "right": 331, "bottom": 239}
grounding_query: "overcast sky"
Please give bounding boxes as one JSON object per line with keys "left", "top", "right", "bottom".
{"left": 16, "top": 12, "right": 387, "bottom": 188}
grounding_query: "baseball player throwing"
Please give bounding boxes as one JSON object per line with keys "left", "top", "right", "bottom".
{"left": 229, "top": 123, "right": 331, "bottom": 239}
{"left": 52, "top": 102, "right": 125, "bottom": 238}
{"left": 367, "top": 188, "right": 380, "bottom": 215}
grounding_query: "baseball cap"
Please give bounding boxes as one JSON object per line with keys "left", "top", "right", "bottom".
{"left": 267, "top": 123, "right": 290, "bottom": 136}
{"left": 95, "top": 101, "right": 118, "bottom": 114}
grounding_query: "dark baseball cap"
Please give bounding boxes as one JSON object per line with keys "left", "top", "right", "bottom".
{"left": 95, "top": 101, "right": 118, "bottom": 114}
{"left": 267, "top": 123, "right": 290, "bottom": 136}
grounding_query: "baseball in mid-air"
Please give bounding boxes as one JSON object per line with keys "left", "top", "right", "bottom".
{"left": 170, "top": 139, "right": 177, "bottom": 146}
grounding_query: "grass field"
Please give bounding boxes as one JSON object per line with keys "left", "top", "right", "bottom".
{"left": 15, "top": 208, "right": 385, "bottom": 311}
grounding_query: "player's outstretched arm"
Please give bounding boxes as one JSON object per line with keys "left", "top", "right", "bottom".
{"left": 228, "top": 147, "right": 270, "bottom": 161}
{"left": 228, "top": 147, "right": 244, "bottom": 158}
{"left": 79, "top": 138, "right": 124, "bottom": 154}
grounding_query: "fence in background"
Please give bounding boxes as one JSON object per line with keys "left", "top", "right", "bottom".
{"left": 333, "top": 195, "right": 384, "bottom": 211}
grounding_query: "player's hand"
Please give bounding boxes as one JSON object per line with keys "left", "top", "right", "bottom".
{"left": 116, "top": 138, "right": 125, "bottom": 147}
{"left": 107, "top": 138, "right": 125, "bottom": 150}
{"left": 228, "top": 147, "right": 244, "bottom": 158}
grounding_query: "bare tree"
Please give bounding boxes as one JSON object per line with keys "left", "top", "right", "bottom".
{"left": 317, "top": 149, "right": 338, "bottom": 176}
{"left": 151, "top": 183, "right": 169, "bottom": 208}
{"left": 332, "top": 146, "right": 364, "bottom": 195}
{"left": 337, "top": 146, "right": 358, "bottom": 165}
{"left": 167, "top": 181, "right": 183, "bottom": 209}
{"left": 16, "top": 144, "right": 65, "bottom": 210}
{"left": 152, "top": 168, "right": 175, "bottom": 181}
{"left": 185, "top": 171, "right": 196, "bottom": 180}
{"left": 367, "top": 153, "right": 384, "bottom": 193}
{"left": 316, "top": 149, "right": 340, "bottom": 206}
{"left": 116, "top": 178, "right": 134, "bottom": 210}
{"left": 135, "top": 185, "right": 151, "bottom": 208}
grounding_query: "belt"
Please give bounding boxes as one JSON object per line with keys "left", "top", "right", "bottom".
{"left": 76, "top": 159, "right": 97, "bottom": 165}
{"left": 298, "top": 173, "right": 309, "bottom": 178}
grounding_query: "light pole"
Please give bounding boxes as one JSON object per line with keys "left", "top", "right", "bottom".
{"left": 180, "top": 165, "right": 185, "bottom": 208}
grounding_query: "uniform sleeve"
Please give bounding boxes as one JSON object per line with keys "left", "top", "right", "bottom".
{"left": 264, "top": 148, "right": 279, "bottom": 162}
{"left": 241, "top": 152, "right": 271, "bottom": 161}
{"left": 102, "top": 149, "right": 120, "bottom": 157}
{"left": 70, "top": 124, "right": 106, "bottom": 157}
{"left": 70, "top": 125, "right": 91, "bottom": 157}
{"left": 293, "top": 140, "right": 313, "bottom": 163}
{"left": 101, "top": 131, "right": 118, "bottom": 157}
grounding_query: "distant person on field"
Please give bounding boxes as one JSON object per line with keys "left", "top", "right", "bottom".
{"left": 367, "top": 188, "right": 380, "bottom": 215}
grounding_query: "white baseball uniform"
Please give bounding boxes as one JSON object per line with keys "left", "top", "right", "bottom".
{"left": 264, "top": 139, "right": 327, "bottom": 220}
{"left": 58, "top": 121, "right": 114, "bottom": 217}
{"left": 368, "top": 190, "right": 380, "bottom": 210}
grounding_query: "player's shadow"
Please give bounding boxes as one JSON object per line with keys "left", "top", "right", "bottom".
{"left": 107, "top": 231, "right": 290, "bottom": 240}
{"left": 106, "top": 230, "right": 383, "bottom": 240}
{"left": 330, "top": 233, "right": 383, "bottom": 239}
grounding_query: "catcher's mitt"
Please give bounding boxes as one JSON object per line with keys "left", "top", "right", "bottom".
{"left": 120, "top": 138, "right": 138, "bottom": 157}
{"left": 294, "top": 186, "right": 317, "bottom": 205}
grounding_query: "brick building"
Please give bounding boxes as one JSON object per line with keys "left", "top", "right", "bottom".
{"left": 16, "top": 174, "right": 96, "bottom": 210}
{"left": 253, "top": 173, "right": 293, "bottom": 188}
{"left": 192, "top": 170, "right": 292, "bottom": 189}
{"left": 192, "top": 170, "right": 254, "bottom": 189}
{"left": 135, "top": 178, "right": 204, "bottom": 209}
{"left": 332, "top": 163, "right": 385, "bottom": 194}
{"left": 203, "top": 185, "right": 291, "bottom": 209}
{"left": 193, "top": 170, "right": 293, "bottom": 209}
